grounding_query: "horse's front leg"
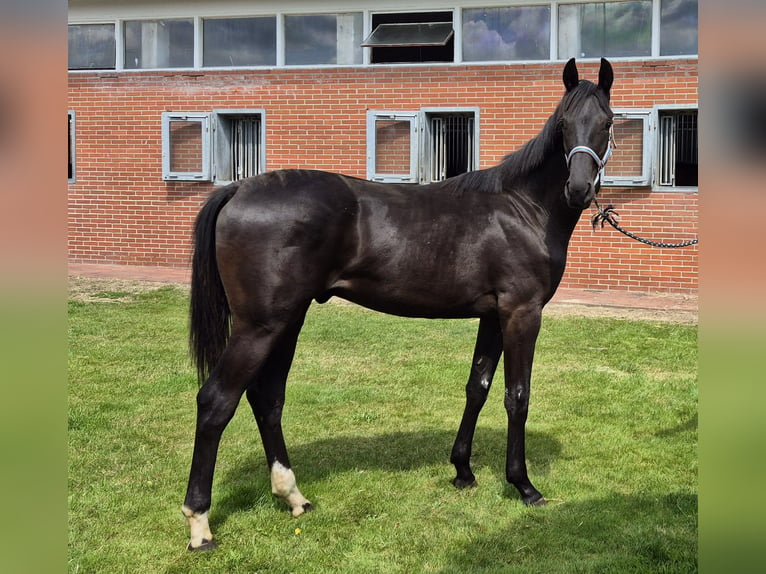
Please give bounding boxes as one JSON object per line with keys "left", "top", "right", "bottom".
{"left": 450, "top": 315, "right": 503, "bottom": 488}
{"left": 501, "top": 304, "right": 546, "bottom": 506}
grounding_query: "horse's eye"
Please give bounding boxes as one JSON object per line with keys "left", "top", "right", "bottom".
{"left": 605, "top": 119, "right": 613, "bottom": 129}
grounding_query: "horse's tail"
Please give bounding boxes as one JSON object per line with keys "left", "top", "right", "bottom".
{"left": 189, "top": 183, "right": 239, "bottom": 385}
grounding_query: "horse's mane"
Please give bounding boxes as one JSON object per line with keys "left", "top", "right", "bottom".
{"left": 441, "top": 80, "right": 608, "bottom": 195}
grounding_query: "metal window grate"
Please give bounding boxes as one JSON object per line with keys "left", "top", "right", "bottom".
{"left": 658, "top": 111, "right": 697, "bottom": 187}
{"left": 429, "top": 114, "right": 475, "bottom": 181}
{"left": 230, "top": 117, "right": 261, "bottom": 181}
{"left": 658, "top": 115, "right": 675, "bottom": 186}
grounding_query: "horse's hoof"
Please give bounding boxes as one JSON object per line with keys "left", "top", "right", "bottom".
{"left": 524, "top": 494, "right": 547, "bottom": 507}
{"left": 291, "top": 502, "right": 313, "bottom": 517}
{"left": 452, "top": 477, "right": 478, "bottom": 489}
{"left": 187, "top": 538, "right": 217, "bottom": 552}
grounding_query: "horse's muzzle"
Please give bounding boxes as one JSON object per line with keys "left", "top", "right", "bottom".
{"left": 564, "top": 180, "right": 595, "bottom": 210}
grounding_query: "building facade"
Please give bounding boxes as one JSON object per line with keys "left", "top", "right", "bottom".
{"left": 68, "top": 0, "right": 698, "bottom": 293}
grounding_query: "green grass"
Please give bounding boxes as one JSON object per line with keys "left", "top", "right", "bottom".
{"left": 68, "top": 285, "right": 697, "bottom": 573}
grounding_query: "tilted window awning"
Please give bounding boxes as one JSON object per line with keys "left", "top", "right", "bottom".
{"left": 361, "top": 22, "right": 454, "bottom": 48}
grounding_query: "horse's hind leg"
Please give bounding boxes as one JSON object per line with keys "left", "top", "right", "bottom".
{"left": 245, "top": 308, "right": 312, "bottom": 517}
{"left": 182, "top": 323, "right": 288, "bottom": 551}
{"left": 450, "top": 315, "right": 503, "bottom": 488}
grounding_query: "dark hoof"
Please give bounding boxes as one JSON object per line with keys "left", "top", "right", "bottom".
{"left": 523, "top": 494, "right": 547, "bottom": 507}
{"left": 452, "top": 477, "right": 478, "bottom": 489}
{"left": 302, "top": 502, "right": 314, "bottom": 513}
{"left": 187, "top": 538, "right": 217, "bottom": 552}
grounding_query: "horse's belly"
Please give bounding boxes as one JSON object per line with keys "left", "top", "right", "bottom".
{"left": 322, "top": 277, "right": 496, "bottom": 319}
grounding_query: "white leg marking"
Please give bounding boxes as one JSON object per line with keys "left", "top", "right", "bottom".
{"left": 270, "top": 461, "right": 311, "bottom": 516}
{"left": 181, "top": 505, "right": 213, "bottom": 548}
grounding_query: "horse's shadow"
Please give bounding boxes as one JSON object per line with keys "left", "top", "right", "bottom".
{"left": 213, "top": 426, "right": 562, "bottom": 524}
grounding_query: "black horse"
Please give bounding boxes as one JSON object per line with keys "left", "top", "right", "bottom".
{"left": 182, "top": 58, "right": 615, "bottom": 550}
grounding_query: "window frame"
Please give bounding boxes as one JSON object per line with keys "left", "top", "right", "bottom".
{"left": 651, "top": 103, "right": 698, "bottom": 192}
{"left": 123, "top": 18, "right": 196, "bottom": 70}
{"left": 601, "top": 109, "right": 653, "bottom": 187}
{"left": 420, "top": 107, "right": 480, "bottom": 183}
{"left": 161, "top": 112, "right": 211, "bottom": 181}
{"left": 366, "top": 108, "right": 480, "bottom": 184}
{"left": 366, "top": 111, "right": 420, "bottom": 183}
{"left": 211, "top": 109, "right": 267, "bottom": 184}
{"left": 67, "top": 22, "right": 117, "bottom": 70}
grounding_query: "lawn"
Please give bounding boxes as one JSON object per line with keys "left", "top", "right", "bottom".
{"left": 68, "top": 283, "right": 697, "bottom": 573}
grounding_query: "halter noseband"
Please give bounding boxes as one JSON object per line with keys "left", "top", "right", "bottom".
{"left": 564, "top": 126, "right": 615, "bottom": 188}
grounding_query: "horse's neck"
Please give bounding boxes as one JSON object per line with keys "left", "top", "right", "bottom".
{"left": 515, "top": 151, "right": 583, "bottom": 247}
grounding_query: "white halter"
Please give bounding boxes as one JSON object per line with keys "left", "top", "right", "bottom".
{"left": 564, "top": 127, "right": 615, "bottom": 188}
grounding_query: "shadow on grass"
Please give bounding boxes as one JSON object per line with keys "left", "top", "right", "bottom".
{"left": 213, "top": 427, "right": 562, "bottom": 525}
{"left": 436, "top": 492, "right": 698, "bottom": 573}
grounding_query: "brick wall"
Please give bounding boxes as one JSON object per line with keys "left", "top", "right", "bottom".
{"left": 68, "top": 59, "right": 698, "bottom": 293}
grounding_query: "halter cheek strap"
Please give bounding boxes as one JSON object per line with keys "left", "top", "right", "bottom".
{"left": 564, "top": 127, "right": 615, "bottom": 188}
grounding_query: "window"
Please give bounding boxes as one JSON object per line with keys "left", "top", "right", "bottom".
{"left": 68, "top": 111, "right": 76, "bottom": 183}
{"left": 462, "top": 6, "right": 550, "bottom": 61}
{"left": 657, "top": 109, "right": 698, "bottom": 187}
{"left": 161, "top": 113, "right": 210, "bottom": 181}
{"left": 212, "top": 111, "right": 266, "bottom": 183}
{"left": 162, "top": 111, "right": 266, "bottom": 183}
{"left": 364, "top": 12, "right": 454, "bottom": 64}
{"left": 367, "top": 112, "right": 419, "bottom": 182}
{"left": 602, "top": 111, "right": 652, "bottom": 187}
{"left": 203, "top": 17, "right": 277, "bottom": 67}
{"left": 558, "top": 1, "right": 652, "bottom": 59}
{"left": 367, "top": 109, "right": 479, "bottom": 183}
{"left": 124, "top": 19, "right": 194, "bottom": 69}
{"left": 600, "top": 107, "right": 698, "bottom": 190}
{"left": 423, "top": 111, "right": 477, "bottom": 181}
{"left": 285, "top": 13, "right": 363, "bottom": 66}
{"left": 68, "top": 24, "right": 115, "bottom": 69}
{"left": 69, "top": 3, "right": 696, "bottom": 70}
{"left": 660, "top": 0, "right": 698, "bottom": 56}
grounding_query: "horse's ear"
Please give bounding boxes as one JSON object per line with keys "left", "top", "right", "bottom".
{"left": 598, "top": 58, "right": 614, "bottom": 97}
{"left": 563, "top": 58, "right": 579, "bottom": 92}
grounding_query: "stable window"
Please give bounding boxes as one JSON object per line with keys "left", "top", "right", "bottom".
{"left": 367, "top": 112, "right": 419, "bottom": 182}
{"left": 363, "top": 12, "right": 454, "bottom": 64}
{"left": 161, "top": 113, "right": 211, "bottom": 181}
{"left": 124, "top": 19, "right": 194, "bottom": 69}
{"left": 660, "top": 0, "right": 698, "bottom": 56}
{"left": 68, "top": 24, "right": 115, "bottom": 70}
{"left": 423, "top": 111, "right": 478, "bottom": 182}
{"left": 212, "top": 111, "right": 266, "bottom": 184}
{"left": 203, "top": 17, "right": 276, "bottom": 67}
{"left": 558, "top": 1, "right": 652, "bottom": 59}
{"left": 462, "top": 6, "right": 550, "bottom": 62}
{"left": 602, "top": 111, "right": 652, "bottom": 187}
{"left": 68, "top": 111, "right": 76, "bottom": 183}
{"left": 285, "top": 13, "right": 363, "bottom": 66}
{"left": 366, "top": 109, "right": 479, "bottom": 183}
{"left": 657, "top": 109, "right": 698, "bottom": 188}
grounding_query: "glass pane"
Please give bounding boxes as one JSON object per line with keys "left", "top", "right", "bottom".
{"left": 374, "top": 120, "right": 411, "bottom": 176}
{"left": 68, "top": 24, "right": 115, "bottom": 69}
{"left": 606, "top": 118, "right": 644, "bottom": 179}
{"left": 463, "top": 6, "right": 550, "bottom": 61}
{"left": 124, "top": 20, "right": 193, "bottom": 69}
{"left": 362, "top": 22, "right": 454, "bottom": 47}
{"left": 169, "top": 121, "right": 203, "bottom": 173}
{"left": 660, "top": 0, "right": 698, "bottom": 56}
{"left": 285, "top": 13, "right": 363, "bottom": 65}
{"left": 558, "top": 2, "right": 652, "bottom": 59}
{"left": 203, "top": 17, "right": 276, "bottom": 67}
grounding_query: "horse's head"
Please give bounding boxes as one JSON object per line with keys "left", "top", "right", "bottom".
{"left": 560, "top": 58, "right": 614, "bottom": 210}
